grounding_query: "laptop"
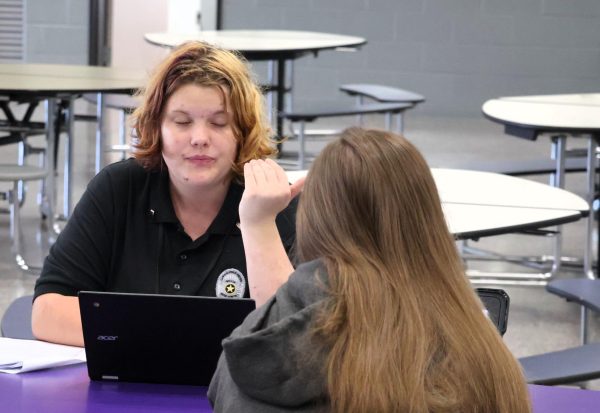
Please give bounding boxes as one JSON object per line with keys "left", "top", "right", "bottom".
{"left": 79, "top": 291, "right": 255, "bottom": 386}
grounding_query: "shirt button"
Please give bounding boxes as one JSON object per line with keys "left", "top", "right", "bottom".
{"left": 173, "top": 283, "right": 181, "bottom": 290}
{"left": 180, "top": 254, "right": 187, "bottom": 260}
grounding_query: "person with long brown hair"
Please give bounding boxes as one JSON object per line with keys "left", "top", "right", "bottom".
{"left": 209, "top": 127, "right": 531, "bottom": 413}
{"left": 32, "top": 41, "right": 302, "bottom": 347}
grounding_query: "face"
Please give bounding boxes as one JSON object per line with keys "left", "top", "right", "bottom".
{"left": 161, "top": 83, "right": 237, "bottom": 194}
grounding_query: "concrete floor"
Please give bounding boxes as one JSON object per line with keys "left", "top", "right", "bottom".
{"left": 1, "top": 108, "right": 599, "bottom": 388}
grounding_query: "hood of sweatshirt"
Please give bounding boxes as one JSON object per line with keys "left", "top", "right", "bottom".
{"left": 218, "top": 259, "right": 329, "bottom": 407}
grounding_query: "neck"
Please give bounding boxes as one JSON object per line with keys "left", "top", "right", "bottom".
{"left": 170, "top": 179, "right": 231, "bottom": 216}
{"left": 169, "top": 179, "right": 233, "bottom": 240}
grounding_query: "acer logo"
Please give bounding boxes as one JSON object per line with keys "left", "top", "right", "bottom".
{"left": 97, "top": 335, "right": 118, "bottom": 341}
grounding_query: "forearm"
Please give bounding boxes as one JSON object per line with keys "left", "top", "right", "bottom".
{"left": 31, "top": 293, "right": 84, "bottom": 347}
{"left": 240, "top": 219, "right": 294, "bottom": 307}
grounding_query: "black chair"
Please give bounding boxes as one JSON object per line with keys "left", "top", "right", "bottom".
{"left": 1, "top": 295, "right": 35, "bottom": 340}
{"left": 476, "top": 288, "right": 509, "bottom": 336}
{"left": 518, "top": 279, "right": 600, "bottom": 385}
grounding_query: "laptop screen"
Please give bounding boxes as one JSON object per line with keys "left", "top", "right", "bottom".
{"left": 79, "top": 291, "right": 255, "bottom": 385}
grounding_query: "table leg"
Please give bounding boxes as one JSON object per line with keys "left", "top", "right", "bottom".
{"left": 548, "top": 135, "right": 568, "bottom": 277}
{"left": 95, "top": 92, "right": 105, "bottom": 174}
{"left": 550, "top": 135, "right": 567, "bottom": 188}
{"left": 266, "top": 60, "right": 274, "bottom": 126}
{"left": 574, "top": 134, "right": 598, "bottom": 345}
{"left": 285, "top": 59, "right": 294, "bottom": 112}
{"left": 276, "top": 59, "right": 285, "bottom": 133}
{"left": 62, "top": 96, "right": 75, "bottom": 218}
{"left": 583, "top": 135, "right": 597, "bottom": 281}
{"left": 275, "top": 58, "right": 286, "bottom": 150}
{"left": 42, "top": 98, "right": 56, "bottom": 232}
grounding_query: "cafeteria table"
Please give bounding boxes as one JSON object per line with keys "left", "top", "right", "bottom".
{"left": 287, "top": 168, "right": 588, "bottom": 284}
{"left": 144, "top": 30, "right": 367, "bottom": 139}
{"left": 0, "top": 63, "right": 145, "bottom": 218}
{"left": 483, "top": 93, "right": 600, "bottom": 344}
{"left": 1, "top": 363, "right": 597, "bottom": 413}
{"left": 482, "top": 93, "right": 600, "bottom": 281}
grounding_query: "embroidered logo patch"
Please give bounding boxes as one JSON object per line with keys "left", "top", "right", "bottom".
{"left": 216, "top": 268, "right": 246, "bottom": 298}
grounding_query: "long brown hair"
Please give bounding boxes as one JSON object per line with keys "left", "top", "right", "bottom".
{"left": 297, "top": 127, "right": 531, "bottom": 413}
{"left": 132, "top": 41, "right": 274, "bottom": 177}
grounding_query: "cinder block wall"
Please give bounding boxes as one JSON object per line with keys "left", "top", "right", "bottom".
{"left": 222, "top": 0, "right": 600, "bottom": 116}
{"left": 25, "top": 0, "right": 88, "bottom": 64}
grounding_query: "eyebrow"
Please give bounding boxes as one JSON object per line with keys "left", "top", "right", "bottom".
{"left": 169, "top": 109, "right": 228, "bottom": 116}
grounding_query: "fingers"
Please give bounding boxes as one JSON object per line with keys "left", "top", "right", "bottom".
{"left": 243, "top": 162, "right": 256, "bottom": 190}
{"left": 244, "top": 159, "right": 305, "bottom": 200}
{"left": 239, "top": 159, "right": 293, "bottom": 224}
{"left": 265, "top": 158, "right": 288, "bottom": 185}
{"left": 245, "top": 159, "right": 288, "bottom": 187}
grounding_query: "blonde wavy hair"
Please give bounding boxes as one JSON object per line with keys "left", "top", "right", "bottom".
{"left": 297, "top": 127, "right": 531, "bottom": 413}
{"left": 132, "top": 41, "right": 274, "bottom": 178}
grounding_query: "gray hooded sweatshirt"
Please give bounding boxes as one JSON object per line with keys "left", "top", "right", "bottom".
{"left": 208, "top": 259, "right": 330, "bottom": 412}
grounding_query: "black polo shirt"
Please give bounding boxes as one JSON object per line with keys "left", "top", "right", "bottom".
{"left": 34, "top": 159, "right": 297, "bottom": 300}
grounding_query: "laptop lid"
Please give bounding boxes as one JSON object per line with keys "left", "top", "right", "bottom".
{"left": 79, "top": 291, "right": 255, "bottom": 386}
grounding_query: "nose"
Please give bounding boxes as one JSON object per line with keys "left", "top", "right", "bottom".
{"left": 190, "top": 122, "right": 210, "bottom": 147}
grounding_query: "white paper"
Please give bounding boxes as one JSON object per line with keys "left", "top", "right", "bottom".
{"left": 0, "top": 337, "right": 86, "bottom": 374}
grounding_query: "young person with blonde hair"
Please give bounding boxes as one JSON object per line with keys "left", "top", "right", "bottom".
{"left": 32, "top": 41, "right": 302, "bottom": 347}
{"left": 209, "top": 127, "right": 531, "bottom": 413}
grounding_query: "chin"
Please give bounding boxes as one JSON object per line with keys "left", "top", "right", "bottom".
{"left": 185, "top": 173, "right": 230, "bottom": 188}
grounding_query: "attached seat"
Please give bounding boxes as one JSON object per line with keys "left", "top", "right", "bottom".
{"left": 279, "top": 102, "right": 411, "bottom": 169}
{"left": 339, "top": 83, "right": 425, "bottom": 132}
{"left": 519, "top": 279, "right": 600, "bottom": 385}
{"left": 0, "top": 164, "right": 48, "bottom": 273}
{"left": 0, "top": 295, "right": 34, "bottom": 340}
{"left": 80, "top": 93, "right": 139, "bottom": 159}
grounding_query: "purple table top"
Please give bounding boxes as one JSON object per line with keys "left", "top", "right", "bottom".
{"left": 2, "top": 364, "right": 211, "bottom": 413}
{"left": 1, "top": 363, "right": 599, "bottom": 412}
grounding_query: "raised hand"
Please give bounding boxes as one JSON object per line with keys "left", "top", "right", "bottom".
{"left": 239, "top": 159, "right": 304, "bottom": 226}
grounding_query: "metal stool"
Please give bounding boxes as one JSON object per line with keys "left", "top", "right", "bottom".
{"left": 0, "top": 164, "right": 49, "bottom": 273}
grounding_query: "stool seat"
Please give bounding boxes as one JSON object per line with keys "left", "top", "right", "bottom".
{"left": 338, "top": 84, "right": 425, "bottom": 134}
{"left": 279, "top": 102, "right": 412, "bottom": 169}
{"left": 280, "top": 102, "right": 411, "bottom": 122}
{"left": 519, "top": 343, "right": 600, "bottom": 385}
{"left": 0, "top": 164, "right": 48, "bottom": 273}
{"left": 80, "top": 94, "right": 138, "bottom": 161}
{"left": 516, "top": 278, "right": 600, "bottom": 385}
{"left": 340, "top": 84, "right": 425, "bottom": 104}
{"left": 0, "top": 295, "right": 34, "bottom": 340}
{"left": 0, "top": 164, "right": 47, "bottom": 181}
{"left": 82, "top": 93, "right": 139, "bottom": 112}
{"left": 547, "top": 279, "right": 600, "bottom": 313}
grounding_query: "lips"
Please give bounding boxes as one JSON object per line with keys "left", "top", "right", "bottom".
{"left": 186, "top": 155, "right": 215, "bottom": 165}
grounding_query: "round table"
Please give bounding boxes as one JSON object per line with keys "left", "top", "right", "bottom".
{"left": 144, "top": 30, "right": 367, "bottom": 139}
{"left": 0, "top": 63, "right": 146, "bottom": 218}
{"left": 482, "top": 93, "right": 600, "bottom": 279}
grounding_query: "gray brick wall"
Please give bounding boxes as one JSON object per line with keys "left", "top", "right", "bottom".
{"left": 223, "top": 0, "right": 600, "bottom": 116}
{"left": 25, "top": 0, "right": 89, "bottom": 64}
